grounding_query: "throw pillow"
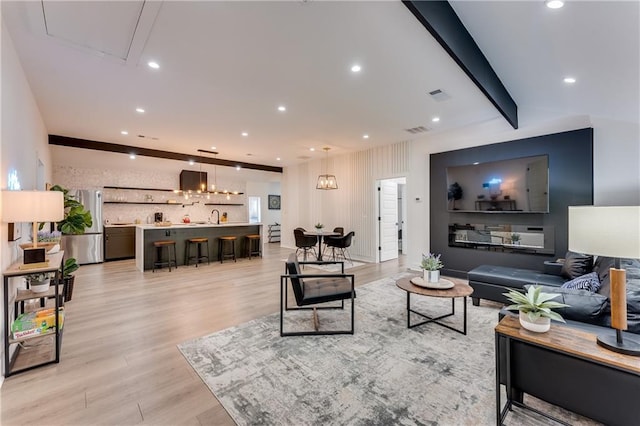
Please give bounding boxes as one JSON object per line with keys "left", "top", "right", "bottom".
{"left": 561, "top": 272, "right": 601, "bottom": 293}
{"left": 524, "top": 284, "right": 609, "bottom": 323}
{"left": 560, "top": 251, "right": 594, "bottom": 279}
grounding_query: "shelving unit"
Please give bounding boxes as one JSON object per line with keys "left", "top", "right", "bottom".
{"left": 3, "top": 251, "right": 65, "bottom": 377}
{"left": 103, "top": 186, "right": 245, "bottom": 205}
{"left": 268, "top": 224, "right": 281, "bottom": 243}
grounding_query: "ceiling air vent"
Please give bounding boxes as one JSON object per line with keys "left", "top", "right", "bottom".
{"left": 428, "top": 89, "right": 451, "bottom": 102}
{"left": 404, "top": 126, "right": 430, "bottom": 134}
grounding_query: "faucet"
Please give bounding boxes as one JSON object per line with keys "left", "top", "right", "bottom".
{"left": 211, "top": 209, "right": 220, "bottom": 225}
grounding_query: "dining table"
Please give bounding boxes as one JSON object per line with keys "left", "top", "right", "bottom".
{"left": 303, "top": 230, "right": 340, "bottom": 261}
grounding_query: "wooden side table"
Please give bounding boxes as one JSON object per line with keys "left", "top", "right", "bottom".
{"left": 495, "top": 315, "right": 640, "bottom": 425}
{"left": 396, "top": 276, "right": 473, "bottom": 334}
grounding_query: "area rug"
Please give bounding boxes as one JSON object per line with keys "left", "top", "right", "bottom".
{"left": 178, "top": 275, "right": 598, "bottom": 425}
{"left": 304, "top": 259, "right": 365, "bottom": 271}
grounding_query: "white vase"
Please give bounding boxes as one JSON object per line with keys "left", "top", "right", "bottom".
{"left": 29, "top": 278, "right": 51, "bottom": 294}
{"left": 423, "top": 270, "right": 440, "bottom": 283}
{"left": 519, "top": 311, "right": 550, "bottom": 333}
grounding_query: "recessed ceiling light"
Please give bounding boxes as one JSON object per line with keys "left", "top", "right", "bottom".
{"left": 276, "top": 157, "right": 281, "bottom": 161}
{"left": 363, "top": 134, "right": 369, "bottom": 139}
{"left": 236, "top": 166, "right": 241, "bottom": 171}
{"left": 241, "top": 132, "right": 249, "bottom": 137}
{"left": 121, "top": 130, "right": 128, "bottom": 135}
{"left": 136, "top": 107, "right": 145, "bottom": 113}
{"left": 473, "top": 162, "right": 480, "bottom": 165}
{"left": 147, "top": 61, "right": 160, "bottom": 69}
{"left": 129, "top": 154, "right": 136, "bottom": 160}
{"left": 432, "top": 117, "right": 440, "bottom": 122}
{"left": 564, "top": 77, "right": 576, "bottom": 84}
{"left": 351, "top": 64, "right": 362, "bottom": 73}
{"left": 188, "top": 160, "right": 195, "bottom": 166}
{"left": 278, "top": 105, "right": 286, "bottom": 112}
{"left": 310, "top": 148, "right": 315, "bottom": 152}
{"left": 211, "top": 146, "right": 217, "bottom": 150}
{"left": 545, "top": 0, "right": 564, "bottom": 9}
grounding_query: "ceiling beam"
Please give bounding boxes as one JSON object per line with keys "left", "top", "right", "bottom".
{"left": 48, "top": 135, "right": 283, "bottom": 173}
{"left": 403, "top": 0, "right": 518, "bottom": 129}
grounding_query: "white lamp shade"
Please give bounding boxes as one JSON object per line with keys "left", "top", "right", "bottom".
{"left": 1, "top": 190, "right": 64, "bottom": 223}
{"left": 568, "top": 206, "right": 640, "bottom": 259}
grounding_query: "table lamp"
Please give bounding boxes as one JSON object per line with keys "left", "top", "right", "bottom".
{"left": 568, "top": 206, "right": 640, "bottom": 356}
{"left": 2, "top": 190, "right": 64, "bottom": 264}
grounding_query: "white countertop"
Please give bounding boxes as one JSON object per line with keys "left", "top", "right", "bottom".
{"left": 137, "top": 222, "right": 261, "bottom": 230}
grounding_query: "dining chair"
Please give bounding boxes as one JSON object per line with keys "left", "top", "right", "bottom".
{"left": 294, "top": 228, "right": 317, "bottom": 261}
{"left": 326, "top": 231, "right": 355, "bottom": 263}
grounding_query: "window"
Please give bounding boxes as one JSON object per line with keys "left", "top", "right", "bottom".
{"left": 249, "top": 197, "right": 261, "bottom": 223}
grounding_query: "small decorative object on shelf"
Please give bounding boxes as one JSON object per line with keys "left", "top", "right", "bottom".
{"left": 25, "top": 272, "right": 55, "bottom": 294}
{"left": 421, "top": 253, "right": 444, "bottom": 283}
{"left": 503, "top": 286, "right": 568, "bottom": 333}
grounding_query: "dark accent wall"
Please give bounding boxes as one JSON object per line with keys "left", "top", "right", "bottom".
{"left": 430, "top": 128, "right": 593, "bottom": 278}
{"left": 403, "top": 0, "right": 518, "bottom": 129}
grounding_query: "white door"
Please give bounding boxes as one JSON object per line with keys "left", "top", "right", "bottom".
{"left": 378, "top": 180, "right": 399, "bottom": 262}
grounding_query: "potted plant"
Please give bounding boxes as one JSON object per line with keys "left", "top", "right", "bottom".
{"left": 504, "top": 286, "right": 568, "bottom": 333}
{"left": 26, "top": 272, "right": 55, "bottom": 294}
{"left": 315, "top": 223, "right": 324, "bottom": 231}
{"left": 62, "top": 258, "right": 79, "bottom": 301}
{"left": 421, "top": 253, "right": 444, "bottom": 283}
{"left": 48, "top": 185, "right": 93, "bottom": 234}
{"left": 510, "top": 233, "right": 521, "bottom": 245}
{"left": 447, "top": 182, "right": 463, "bottom": 210}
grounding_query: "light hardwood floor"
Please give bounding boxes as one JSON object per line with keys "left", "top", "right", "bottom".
{"left": 1, "top": 244, "right": 409, "bottom": 425}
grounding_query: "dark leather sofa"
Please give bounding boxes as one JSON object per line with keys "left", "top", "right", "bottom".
{"left": 472, "top": 254, "right": 640, "bottom": 424}
{"left": 468, "top": 254, "right": 640, "bottom": 334}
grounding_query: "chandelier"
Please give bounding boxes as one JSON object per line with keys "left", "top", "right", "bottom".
{"left": 316, "top": 147, "right": 338, "bottom": 190}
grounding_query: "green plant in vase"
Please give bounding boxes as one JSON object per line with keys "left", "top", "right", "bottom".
{"left": 25, "top": 272, "right": 55, "bottom": 294}
{"left": 315, "top": 223, "right": 324, "bottom": 231}
{"left": 421, "top": 253, "right": 444, "bottom": 283}
{"left": 504, "top": 286, "right": 568, "bottom": 333}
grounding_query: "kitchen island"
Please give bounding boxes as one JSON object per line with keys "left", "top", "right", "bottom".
{"left": 135, "top": 223, "right": 262, "bottom": 271}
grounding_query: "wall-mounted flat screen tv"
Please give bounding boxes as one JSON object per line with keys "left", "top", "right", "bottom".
{"left": 446, "top": 154, "right": 549, "bottom": 213}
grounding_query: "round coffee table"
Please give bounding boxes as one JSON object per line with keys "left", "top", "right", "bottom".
{"left": 396, "top": 275, "right": 473, "bottom": 335}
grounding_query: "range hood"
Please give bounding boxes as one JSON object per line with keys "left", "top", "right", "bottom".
{"left": 180, "top": 170, "right": 207, "bottom": 192}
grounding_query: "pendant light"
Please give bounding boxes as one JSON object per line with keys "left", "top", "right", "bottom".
{"left": 316, "top": 147, "right": 338, "bottom": 190}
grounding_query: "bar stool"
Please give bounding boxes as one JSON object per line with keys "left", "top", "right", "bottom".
{"left": 218, "top": 236, "right": 237, "bottom": 263}
{"left": 185, "top": 237, "right": 210, "bottom": 267}
{"left": 153, "top": 240, "right": 177, "bottom": 272}
{"left": 246, "top": 234, "right": 261, "bottom": 259}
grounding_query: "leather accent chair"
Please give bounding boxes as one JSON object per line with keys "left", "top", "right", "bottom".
{"left": 280, "top": 253, "right": 355, "bottom": 336}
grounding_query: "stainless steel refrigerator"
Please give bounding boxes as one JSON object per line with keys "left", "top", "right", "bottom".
{"left": 61, "top": 189, "right": 104, "bottom": 264}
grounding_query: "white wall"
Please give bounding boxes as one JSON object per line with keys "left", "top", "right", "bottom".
{"left": 246, "top": 181, "right": 281, "bottom": 228}
{"left": 282, "top": 143, "right": 411, "bottom": 262}
{"left": 0, "top": 19, "right": 52, "bottom": 379}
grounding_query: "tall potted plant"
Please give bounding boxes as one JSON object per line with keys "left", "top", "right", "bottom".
{"left": 62, "top": 258, "right": 79, "bottom": 301}
{"left": 48, "top": 184, "right": 93, "bottom": 234}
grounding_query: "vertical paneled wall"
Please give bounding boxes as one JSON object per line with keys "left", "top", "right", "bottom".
{"left": 282, "top": 141, "right": 410, "bottom": 262}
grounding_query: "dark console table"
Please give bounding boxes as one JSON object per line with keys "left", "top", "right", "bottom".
{"left": 495, "top": 316, "right": 640, "bottom": 425}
